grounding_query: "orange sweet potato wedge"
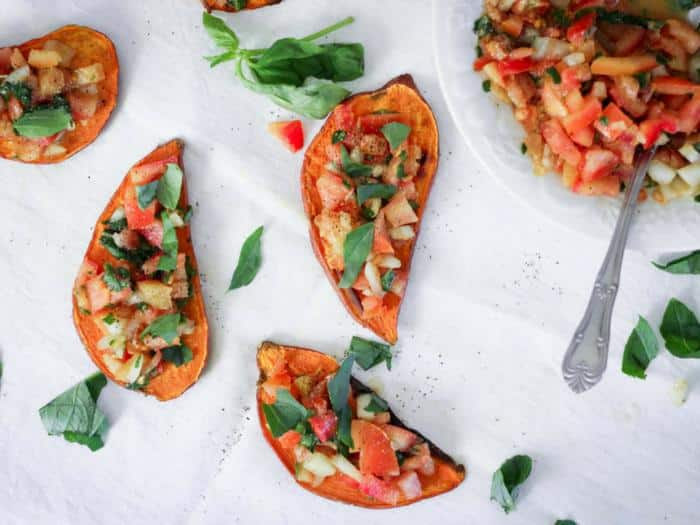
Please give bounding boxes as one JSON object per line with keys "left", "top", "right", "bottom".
{"left": 202, "top": 0, "right": 281, "bottom": 12}
{"left": 72, "top": 140, "right": 208, "bottom": 401}
{"left": 301, "top": 75, "right": 439, "bottom": 344}
{"left": 0, "top": 25, "right": 118, "bottom": 164}
{"left": 257, "top": 342, "right": 465, "bottom": 508}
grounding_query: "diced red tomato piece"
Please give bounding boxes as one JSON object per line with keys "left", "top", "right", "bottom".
{"left": 379, "top": 424, "right": 418, "bottom": 452}
{"left": 8, "top": 97, "right": 23, "bottom": 121}
{"left": 372, "top": 211, "right": 394, "bottom": 255}
{"left": 76, "top": 259, "right": 99, "bottom": 286}
{"left": 358, "top": 113, "right": 402, "bottom": 134}
{"left": 651, "top": 76, "right": 700, "bottom": 96}
{"left": 361, "top": 295, "right": 384, "bottom": 319}
{"left": 594, "top": 102, "right": 634, "bottom": 141}
{"left": 497, "top": 56, "right": 537, "bottom": 76}
{"left": 573, "top": 175, "right": 621, "bottom": 196}
{"left": 566, "top": 12, "right": 596, "bottom": 46}
{"left": 359, "top": 475, "right": 400, "bottom": 505}
{"left": 401, "top": 443, "right": 436, "bottom": 476}
{"left": 541, "top": 119, "right": 582, "bottom": 166}
{"left": 473, "top": 56, "right": 493, "bottom": 72}
{"left": 110, "top": 286, "right": 132, "bottom": 305}
{"left": 351, "top": 420, "right": 400, "bottom": 477}
{"left": 500, "top": 16, "right": 523, "bottom": 38}
{"left": 267, "top": 120, "right": 304, "bottom": 153}
{"left": 397, "top": 471, "right": 422, "bottom": 500}
{"left": 561, "top": 96, "right": 602, "bottom": 135}
{"left": 389, "top": 270, "right": 408, "bottom": 298}
{"left": 67, "top": 91, "right": 98, "bottom": 120}
{"left": 565, "top": 89, "right": 584, "bottom": 113}
{"left": 129, "top": 157, "right": 178, "bottom": 185}
{"left": 678, "top": 93, "right": 700, "bottom": 133}
{"left": 334, "top": 104, "right": 355, "bottom": 132}
{"left": 36, "top": 133, "right": 59, "bottom": 147}
{"left": 560, "top": 64, "right": 591, "bottom": 92}
{"left": 308, "top": 413, "right": 338, "bottom": 443}
{"left": 138, "top": 220, "right": 163, "bottom": 248}
{"left": 124, "top": 185, "right": 157, "bottom": 230}
{"left": 316, "top": 173, "right": 352, "bottom": 211}
{"left": 278, "top": 430, "right": 302, "bottom": 450}
{"left": 580, "top": 148, "right": 619, "bottom": 182}
{"left": 570, "top": 125, "right": 594, "bottom": 147}
{"left": 85, "top": 275, "right": 110, "bottom": 313}
{"left": 605, "top": 127, "right": 638, "bottom": 165}
{"left": 638, "top": 117, "right": 678, "bottom": 149}
{"left": 383, "top": 192, "right": 418, "bottom": 228}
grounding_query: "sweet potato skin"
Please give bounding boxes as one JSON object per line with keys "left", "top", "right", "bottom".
{"left": 301, "top": 75, "right": 440, "bottom": 344}
{"left": 0, "top": 25, "right": 119, "bottom": 164}
{"left": 201, "top": 0, "right": 282, "bottom": 12}
{"left": 256, "top": 342, "right": 465, "bottom": 508}
{"left": 72, "top": 140, "right": 208, "bottom": 401}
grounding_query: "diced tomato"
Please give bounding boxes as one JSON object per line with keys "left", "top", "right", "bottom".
{"left": 664, "top": 19, "right": 700, "bottom": 55}
{"left": 565, "top": 89, "right": 584, "bottom": 113}
{"left": 138, "top": 220, "right": 163, "bottom": 248}
{"left": 316, "top": 173, "right": 352, "bottom": 211}
{"left": 379, "top": 424, "right": 418, "bottom": 452}
{"left": 638, "top": 117, "right": 677, "bottom": 149}
{"left": 85, "top": 275, "right": 110, "bottom": 313}
{"left": 605, "top": 127, "right": 638, "bottom": 165}
{"left": 590, "top": 55, "right": 657, "bottom": 76}
{"left": 7, "top": 97, "right": 23, "bottom": 121}
{"left": 333, "top": 104, "right": 355, "bottom": 132}
{"left": 541, "top": 119, "right": 582, "bottom": 166}
{"left": 359, "top": 475, "right": 400, "bottom": 505}
{"left": 110, "top": 286, "right": 132, "bottom": 305}
{"left": 76, "top": 259, "right": 99, "bottom": 286}
{"left": 570, "top": 125, "right": 594, "bottom": 147}
{"left": 594, "top": 102, "right": 634, "bottom": 141}
{"left": 561, "top": 96, "right": 602, "bottom": 135}
{"left": 652, "top": 76, "right": 700, "bottom": 96}
{"left": 124, "top": 185, "right": 157, "bottom": 230}
{"left": 570, "top": 0, "right": 606, "bottom": 12}
{"left": 573, "top": 175, "right": 621, "bottom": 196}
{"left": 267, "top": 120, "right": 304, "bottom": 153}
{"left": 397, "top": 471, "right": 422, "bottom": 500}
{"left": 678, "top": 93, "right": 700, "bottom": 133}
{"left": 67, "top": 91, "right": 98, "bottom": 120}
{"left": 497, "top": 56, "right": 536, "bottom": 76}
{"left": 372, "top": 211, "right": 394, "bottom": 255}
{"left": 473, "top": 55, "right": 493, "bottom": 72}
{"left": 560, "top": 64, "right": 591, "bottom": 92}
{"left": 612, "top": 26, "right": 646, "bottom": 56}
{"left": 580, "top": 148, "right": 619, "bottom": 181}
{"left": 608, "top": 80, "right": 647, "bottom": 118}
{"left": 277, "top": 430, "right": 302, "bottom": 450}
{"left": 566, "top": 12, "right": 596, "bottom": 46}
{"left": 129, "top": 157, "right": 178, "bottom": 185}
{"left": 358, "top": 113, "right": 402, "bottom": 134}
{"left": 308, "top": 413, "right": 338, "bottom": 443}
{"left": 351, "top": 420, "right": 400, "bottom": 477}
{"left": 500, "top": 16, "right": 523, "bottom": 38}
{"left": 401, "top": 444, "right": 436, "bottom": 476}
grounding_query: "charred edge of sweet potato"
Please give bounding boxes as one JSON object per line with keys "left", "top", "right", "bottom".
{"left": 301, "top": 74, "right": 440, "bottom": 344}
{"left": 201, "top": 0, "right": 282, "bottom": 13}
{"left": 72, "top": 139, "right": 209, "bottom": 401}
{"left": 256, "top": 342, "right": 465, "bottom": 508}
{"left": 0, "top": 25, "right": 119, "bottom": 164}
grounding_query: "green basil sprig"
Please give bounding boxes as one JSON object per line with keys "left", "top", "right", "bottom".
{"left": 491, "top": 454, "right": 533, "bottom": 514}
{"left": 338, "top": 223, "right": 374, "bottom": 288}
{"left": 13, "top": 106, "right": 72, "bottom": 138}
{"left": 653, "top": 250, "right": 700, "bottom": 274}
{"left": 621, "top": 316, "right": 659, "bottom": 379}
{"left": 347, "top": 336, "right": 392, "bottom": 370}
{"left": 660, "top": 298, "right": 700, "bottom": 358}
{"left": 228, "top": 225, "right": 264, "bottom": 291}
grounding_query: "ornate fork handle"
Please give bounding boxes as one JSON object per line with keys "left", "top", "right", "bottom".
{"left": 562, "top": 147, "right": 656, "bottom": 394}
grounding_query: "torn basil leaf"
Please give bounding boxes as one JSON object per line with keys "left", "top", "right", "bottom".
{"left": 490, "top": 454, "right": 533, "bottom": 514}
{"left": 660, "top": 298, "right": 700, "bottom": 358}
{"left": 228, "top": 225, "right": 264, "bottom": 291}
{"left": 381, "top": 122, "right": 411, "bottom": 150}
{"left": 338, "top": 223, "right": 374, "bottom": 288}
{"left": 653, "top": 250, "right": 700, "bottom": 274}
{"left": 262, "top": 388, "right": 312, "bottom": 438}
{"left": 140, "top": 313, "right": 181, "bottom": 344}
{"left": 162, "top": 345, "right": 193, "bottom": 367}
{"left": 347, "top": 336, "right": 392, "bottom": 370}
{"left": 157, "top": 164, "right": 183, "bottom": 210}
{"left": 621, "top": 316, "right": 659, "bottom": 379}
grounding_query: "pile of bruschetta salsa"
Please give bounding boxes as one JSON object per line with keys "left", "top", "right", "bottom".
{"left": 474, "top": 0, "right": 700, "bottom": 202}
{"left": 0, "top": 41, "right": 105, "bottom": 162}
{"left": 316, "top": 107, "right": 422, "bottom": 318}
{"left": 73, "top": 159, "right": 194, "bottom": 389}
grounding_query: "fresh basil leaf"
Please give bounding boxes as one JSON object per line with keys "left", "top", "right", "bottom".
{"left": 327, "top": 356, "right": 354, "bottom": 413}
{"left": 653, "top": 250, "right": 700, "bottom": 274}
{"left": 338, "top": 223, "right": 374, "bottom": 288}
{"left": 156, "top": 163, "right": 183, "bottom": 210}
{"left": 347, "top": 336, "right": 392, "bottom": 370}
{"left": 137, "top": 181, "right": 158, "bottom": 210}
{"left": 339, "top": 144, "right": 373, "bottom": 178}
{"left": 621, "top": 316, "right": 659, "bottom": 379}
{"left": 140, "top": 313, "right": 181, "bottom": 344}
{"left": 102, "top": 263, "right": 131, "bottom": 292}
{"left": 103, "top": 217, "right": 127, "bottom": 233}
{"left": 357, "top": 183, "right": 397, "bottom": 205}
{"left": 546, "top": 66, "right": 562, "bottom": 84}
{"left": 381, "top": 122, "right": 411, "bottom": 150}
{"left": 660, "top": 298, "right": 700, "bottom": 358}
{"left": 228, "top": 225, "right": 264, "bottom": 291}
{"left": 262, "top": 388, "right": 312, "bottom": 437}
{"left": 295, "top": 420, "right": 319, "bottom": 450}
{"left": 380, "top": 269, "right": 395, "bottom": 292}
{"left": 205, "top": 50, "right": 239, "bottom": 68}
{"left": 99, "top": 233, "right": 156, "bottom": 267}
{"left": 555, "top": 521, "right": 577, "bottom": 525}
{"left": 332, "top": 130, "right": 347, "bottom": 144}
{"left": 0, "top": 81, "right": 32, "bottom": 107}
{"left": 13, "top": 106, "right": 72, "bottom": 138}
{"left": 364, "top": 393, "right": 389, "bottom": 413}
{"left": 103, "top": 313, "right": 116, "bottom": 325}
{"left": 336, "top": 404, "right": 354, "bottom": 452}
{"left": 158, "top": 211, "right": 179, "bottom": 271}
{"left": 39, "top": 372, "right": 108, "bottom": 452}
{"left": 202, "top": 12, "right": 240, "bottom": 51}
{"left": 162, "top": 345, "right": 193, "bottom": 367}
{"left": 491, "top": 454, "right": 533, "bottom": 514}
{"left": 473, "top": 15, "right": 494, "bottom": 37}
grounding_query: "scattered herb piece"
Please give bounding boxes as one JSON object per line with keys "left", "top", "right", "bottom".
{"left": 347, "top": 336, "right": 392, "bottom": 370}
{"left": 338, "top": 223, "right": 374, "bottom": 288}
{"left": 102, "top": 263, "right": 131, "bottom": 292}
{"left": 546, "top": 67, "right": 561, "bottom": 84}
{"left": 473, "top": 15, "right": 494, "bottom": 37}
{"left": 340, "top": 144, "right": 372, "bottom": 178}
{"left": 622, "top": 316, "right": 659, "bottom": 379}
{"left": 157, "top": 211, "right": 178, "bottom": 271}
{"left": 162, "top": 345, "right": 193, "bottom": 367}
{"left": 364, "top": 393, "right": 389, "bottom": 413}
{"left": 228, "top": 225, "right": 264, "bottom": 291}
{"left": 262, "top": 388, "right": 312, "bottom": 437}
{"left": 140, "top": 313, "right": 181, "bottom": 344}
{"left": 332, "top": 130, "right": 347, "bottom": 144}
{"left": 482, "top": 79, "right": 491, "bottom": 92}
{"left": 491, "top": 454, "right": 533, "bottom": 514}
{"left": 380, "top": 269, "right": 395, "bottom": 292}
{"left": 157, "top": 164, "right": 183, "bottom": 210}
{"left": 599, "top": 115, "right": 609, "bottom": 126}
{"left": 653, "top": 250, "right": 700, "bottom": 274}
{"left": 381, "top": 122, "right": 411, "bottom": 150}
{"left": 102, "top": 313, "right": 116, "bottom": 325}
{"left": 660, "top": 298, "right": 700, "bottom": 358}
{"left": 521, "top": 143, "right": 527, "bottom": 154}
{"left": 357, "top": 183, "right": 397, "bottom": 205}
{"left": 136, "top": 180, "right": 159, "bottom": 209}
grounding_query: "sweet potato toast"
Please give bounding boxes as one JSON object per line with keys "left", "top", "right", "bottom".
{"left": 202, "top": 0, "right": 281, "bottom": 12}
{"left": 257, "top": 342, "right": 465, "bottom": 508}
{"left": 0, "top": 25, "right": 118, "bottom": 163}
{"left": 72, "top": 140, "right": 208, "bottom": 401}
{"left": 301, "top": 75, "right": 439, "bottom": 343}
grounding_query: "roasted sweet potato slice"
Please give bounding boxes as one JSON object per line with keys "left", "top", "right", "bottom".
{"left": 257, "top": 342, "right": 465, "bottom": 508}
{"left": 72, "top": 140, "right": 208, "bottom": 401}
{"left": 202, "top": 0, "right": 281, "bottom": 12}
{"left": 301, "top": 75, "right": 439, "bottom": 343}
{"left": 0, "top": 25, "right": 118, "bottom": 164}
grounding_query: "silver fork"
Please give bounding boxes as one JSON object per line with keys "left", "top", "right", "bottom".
{"left": 562, "top": 146, "right": 657, "bottom": 394}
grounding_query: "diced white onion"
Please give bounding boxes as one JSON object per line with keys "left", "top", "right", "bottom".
{"left": 303, "top": 452, "right": 336, "bottom": 478}
{"left": 43, "top": 144, "right": 67, "bottom": 157}
{"left": 373, "top": 254, "right": 402, "bottom": 269}
{"left": 295, "top": 466, "right": 313, "bottom": 483}
{"left": 364, "top": 261, "right": 384, "bottom": 296}
{"left": 330, "top": 455, "right": 363, "bottom": 482}
{"left": 677, "top": 163, "right": 700, "bottom": 187}
{"left": 679, "top": 143, "right": 700, "bottom": 163}
{"left": 647, "top": 160, "right": 676, "bottom": 185}
{"left": 671, "top": 379, "right": 689, "bottom": 406}
{"left": 170, "top": 211, "right": 185, "bottom": 228}
{"left": 563, "top": 52, "right": 585, "bottom": 66}
{"left": 371, "top": 164, "right": 385, "bottom": 177}
{"left": 389, "top": 225, "right": 415, "bottom": 241}
{"left": 178, "top": 317, "right": 195, "bottom": 335}
{"left": 110, "top": 207, "right": 126, "bottom": 222}
{"left": 6, "top": 65, "right": 30, "bottom": 83}
{"left": 532, "top": 37, "right": 571, "bottom": 61}
{"left": 127, "top": 292, "right": 143, "bottom": 305}
{"left": 124, "top": 354, "right": 144, "bottom": 384}
{"left": 350, "top": 147, "right": 363, "bottom": 164}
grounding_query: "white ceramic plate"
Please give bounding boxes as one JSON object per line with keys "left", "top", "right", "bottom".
{"left": 432, "top": 0, "right": 700, "bottom": 254}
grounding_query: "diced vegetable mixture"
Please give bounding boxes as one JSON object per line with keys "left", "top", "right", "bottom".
{"left": 474, "top": 0, "right": 700, "bottom": 202}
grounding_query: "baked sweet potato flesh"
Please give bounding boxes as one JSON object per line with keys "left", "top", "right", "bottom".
{"left": 72, "top": 140, "right": 208, "bottom": 401}
{"left": 301, "top": 75, "right": 439, "bottom": 343}
{"left": 202, "top": 0, "right": 281, "bottom": 12}
{"left": 256, "top": 342, "right": 465, "bottom": 508}
{"left": 0, "top": 25, "right": 118, "bottom": 164}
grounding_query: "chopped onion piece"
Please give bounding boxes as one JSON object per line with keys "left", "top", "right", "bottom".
{"left": 677, "top": 163, "right": 700, "bottom": 187}
{"left": 532, "top": 37, "right": 571, "bottom": 61}
{"left": 563, "top": 52, "right": 585, "bottom": 66}
{"left": 671, "top": 379, "right": 689, "bottom": 406}
{"left": 647, "top": 160, "right": 676, "bottom": 185}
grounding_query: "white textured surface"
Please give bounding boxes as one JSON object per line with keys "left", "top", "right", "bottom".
{"left": 1, "top": 1, "right": 699, "bottom": 524}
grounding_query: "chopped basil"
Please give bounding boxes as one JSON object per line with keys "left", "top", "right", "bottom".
{"left": 551, "top": 8, "right": 570, "bottom": 28}
{"left": 295, "top": 420, "right": 319, "bottom": 450}
{"left": 482, "top": 80, "right": 491, "bottom": 92}
{"left": 653, "top": 251, "right": 700, "bottom": 274}
{"left": 140, "top": 313, "right": 181, "bottom": 344}
{"left": 656, "top": 53, "right": 669, "bottom": 65}
{"left": 380, "top": 269, "right": 395, "bottom": 292}
{"left": 228, "top": 225, "right": 264, "bottom": 291}
{"left": 357, "top": 183, "right": 397, "bottom": 205}
{"left": 660, "top": 298, "right": 700, "bottom": 358}
{"left": 364, "top": 393, "right": 389, "bottom": 413}
{"left": 491, "top": 454, "right": 533, "bottom": 514}
{"left": 137, "top": 181, "right": 159, "bottom": 209}
{"left": 332, "top": 130, "right": 347, "bottom": 144}
{"left": 158, "top": 211, "right": 179, "bottom": 271}
{"left": 380, "top": 122, "right": 411, "bottom": 150}
{"left": 340, "top": 144, "right": 372, "bottom": 178}
{"left": 99, "top": 233, "right": 156, "bottom": 267}
{"left": 336, "top": 404, "right": 353, "bottom": 453}
{"left": 599, "top": 115, "right": 609, "bottom": 126}
{"left": 103, "top": 217, "right": 127, "bottom": 233}
{"left": 102, "top": 263, "right": 131, "bottom": 292}
{"left": 347, "top": 336, "right": 392, "bottom": 370}
{"left": 12, "top": 106, "right": 72, "bottom": 138}
{"left": 0, "top": 81, "right": 32, "bottom": 107}
{"left": 39, "top": 372, "right": 108, "bottom": 452}
{"left": 555, "top": 521, "right": 577, "bottom": 525}
{"left": 262, "top": 388, "right": 312, "bottom": 438}
{"left": 338, "top": 223, "right": 374, "bottom": 288}
{"left": 328, "top": 356, "right": 354, "bottom": 412}
{"left": 621, "top": 316, "right": 659, "bottom": 379}
{"left": 182, "top": 205, "right": 194, "bottom": 223}
{"left": 102, "top": 313, "right": 117, "bottom": 325}
{"left": 546, "top": 67, "right": 561, "bottom": 84}
{"left": 634, "top": 72, "right": 650, "bottom": 89}
{"left": 473, "top": 15, "right": 494, "bottom": 37}
{"left": 157, "top": 164, "right": 183, "bottom": 210}
{"left": 162, "top": 345, "right": 193, "bottom": 367}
